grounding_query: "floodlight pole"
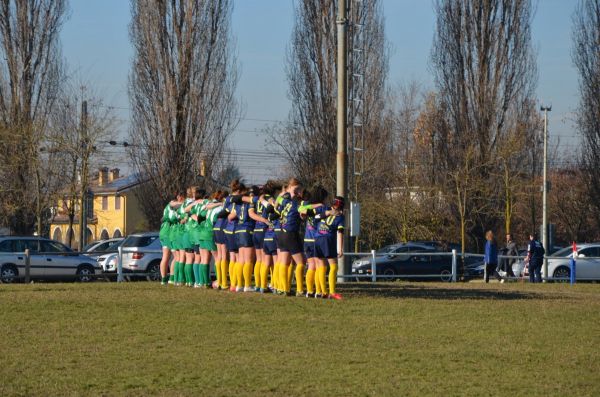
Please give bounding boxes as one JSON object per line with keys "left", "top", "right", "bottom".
{"left": 541, "top": 105, "right": 551, "bottom": 281}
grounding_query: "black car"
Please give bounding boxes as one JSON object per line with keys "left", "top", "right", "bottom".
{"left": 352, "top": 244, "right": 454, "bottom": 282}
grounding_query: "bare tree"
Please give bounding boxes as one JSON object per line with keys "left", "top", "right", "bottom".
{"left": 572, "top": 0, "right": 600, "bottom": 228}
{"left": 129, "top": 0, "right": 240, "bottom": 228}
{"left": 275, "top": 0, "right": 389, "bottom": 194}
{"left": 430, "top": 0, "right": 538, "bottom": 250}
{"left": 0, "top": 0, "right": 68, "bottom": 235}
{"left": 46, "top": 82, "right": 117, "bottom": 247}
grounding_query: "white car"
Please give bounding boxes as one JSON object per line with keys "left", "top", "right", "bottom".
{"left": 0, "top": 236, "right": 101, "bottom": 283}
{"left": 543, "top": 244, "right": 600, "bottom": 281}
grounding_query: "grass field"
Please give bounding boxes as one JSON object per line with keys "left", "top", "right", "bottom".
{"left": 1, "top": 281, "right": 599, "bottom": 396}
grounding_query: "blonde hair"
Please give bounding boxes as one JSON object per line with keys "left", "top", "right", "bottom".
{"left": 485, "top": 230, "right": 494, "bottom": 241}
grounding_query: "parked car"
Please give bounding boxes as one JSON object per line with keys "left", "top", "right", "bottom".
{"left": 97, "top": 252, "right": 119, "bottom": 273}
{"left": 97, "top": 232, "right": 162, "bottom": 281}
{"left": 0, "top": 236, "right": 100, "bottom": 283}
{"left": 351, "top": 243, "right": 453, "bottom": 281}
{"left": 542, "top": 244, "right": 600, "bottom": 281}
{"left": 82, "top": 238, "right": 124, "bottom": 258}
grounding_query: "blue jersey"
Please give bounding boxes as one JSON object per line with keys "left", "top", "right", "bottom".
{"left": 279, "top": 197, "right": 301, "bottom": 233}
{"left": 303, "top": 204, "right": 326, "bottom": 242}
{"left": 223, "top": 196, "right": 237, "bottom": 233}
{"left": 253, "top": 195, "right": 269, "bottom": 232}
{"left": 316, "top": 213, "right": 345, "bottom": 238}
{"left": 235, "top": 202, "right": 255, "bottom": 232}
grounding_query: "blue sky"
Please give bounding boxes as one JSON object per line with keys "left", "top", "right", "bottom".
{"left": 61, "top": 0, "right": 580, "bottom": 183}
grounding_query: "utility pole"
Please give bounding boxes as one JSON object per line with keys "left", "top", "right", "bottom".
{"left": 541, "top": 104, "right": 551, "bottom": 281}
{"left": 337, "top": 0, "right": 349, "bottom": 277}
{"left": 78, "top": 100, "right": 88, "bottom": 250}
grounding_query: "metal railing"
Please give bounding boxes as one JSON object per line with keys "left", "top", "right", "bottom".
{"left": 2, "top": 247, "right": 596, "bottom": 284}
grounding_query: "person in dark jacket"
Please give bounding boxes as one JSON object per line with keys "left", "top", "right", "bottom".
{"left": 484, "top": 230, "right": 499, "bottom": 283}
{"left": 500, "top": 233, "right": 518, "bottom": 279}
{"left": 527, "top": 233, "right": 545, "bottom": 283}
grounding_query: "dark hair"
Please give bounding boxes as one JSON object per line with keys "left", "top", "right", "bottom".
{"left": 530, "top": 232, "right": 538, "bottom": 240}
{"left": 311, "top": 185, "right": 328, "bottom": 204}
{"left": 261, "top": 180, "right": 282, "bottom": 196}
{"left": 250, "top": 185, "right": 260, "bottom": 196}
{"left": 230, "top": 179, "right": 241, "bottom": 192}
{"left": 176, "top": 190, "right": 186, "bottom": 198}
{"left": 194, "top": 189, "right": 206, "bottom": 200}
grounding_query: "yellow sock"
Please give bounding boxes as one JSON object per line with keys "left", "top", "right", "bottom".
{"left": 280, "top": 265, "right": 290, "bottom": 292}
{"left": 254, "top": 261, "right": 261, "bottom": 287}
{"left": 260, "top": 263, "right": 269, "bottom": 289}
{"left": 295, "top": 263, "right": 304, "bottom": 293}
{"left": 328, "top": 263, "right": 338, "bottom": 294}
{"left": 221, "top": 260, "right": 229, "bottom": 288}
{"left": 306, "top": 269, "right": 315, "bottom": 294}
{"left": 243, "top": 262, "right": 253, "bottom": 288}
{"left": 235, "top": 262, "right": 244, "bottom": 288}
{"left": 287, "top": 264, "right": 293, "bottom": 291}
{"left": 273, "top": 262, "right": 279, "bottom": 290}
{"left": 229, "top": 261, "right": 236, "bottom": 287}
{"left": 269, "top": 266, "right": 274, "bottom": 287}
{"left": 317, "top": 266, "right": 327, "bottom": 295}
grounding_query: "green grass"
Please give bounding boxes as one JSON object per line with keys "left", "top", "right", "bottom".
{"left": 1, "top": 281, "right": 599, "bottom": 396}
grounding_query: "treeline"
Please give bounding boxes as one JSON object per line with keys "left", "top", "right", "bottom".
{"left": 276, "top": 0, "right": 600, "bottom": 252}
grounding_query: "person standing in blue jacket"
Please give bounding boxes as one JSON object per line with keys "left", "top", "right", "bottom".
{"left": 484, "top": 230, "right": 499, "bottom": 283}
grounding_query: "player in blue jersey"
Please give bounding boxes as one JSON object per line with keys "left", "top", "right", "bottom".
{"left": 314, "top": 196, "right": 345, "bottom": 300}
{"left": 299, "top": 185, "right": 328, "bottom": 297}
{"left": 256, "top": 180, "right": 281, "bottom": 292}
{"left": 210, "top": 191, "right": 229, "bottom": 289}
{"left": 224, "top": 180, "right": 243, "bottom": 291}
{"left": 275, "top": 178, "right": 307, "bottom": 296}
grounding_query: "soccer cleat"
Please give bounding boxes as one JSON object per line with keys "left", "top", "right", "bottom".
{"left": 329, "top": 293, "right": 343, "bottom": 300}
{"left": 314, "top": 293, "right": 322, "bottom": 299}
{"left": 212, "top": 281, "right": 219, "bottom": 289}
{"left": 236, "top": 287, "right": 244, "bottom": 293}
{"left": 305, "top": 292, "right": 315, "bottom": 298}
{"left": 295, "top": 291, "right": 305, "bottom": 297}
{"left": 194, "top": 284, "right": 200, "bottom": 288}
{"left": 244, "top": 286, "right": 254, "bottom": 292}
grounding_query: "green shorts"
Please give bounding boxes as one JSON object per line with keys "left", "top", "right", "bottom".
{"left": 199, "top": 239, "right": 216, "bottom": 252}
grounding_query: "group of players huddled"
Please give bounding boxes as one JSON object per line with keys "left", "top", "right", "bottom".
{"left": 158, "top": 177, "right": 345, "bottom": 299}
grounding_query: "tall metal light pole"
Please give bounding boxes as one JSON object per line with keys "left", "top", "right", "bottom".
{"left": 541, "top": 104, "right": 551, "bottom": 280}
{"left": 337, "top": 0, "right": 349, "bottom": 277}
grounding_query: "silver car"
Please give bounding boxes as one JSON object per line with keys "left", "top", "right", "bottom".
{"left": 0, "top": 236, "right": 100, "bottom": 283}
{"left": 544, "top": 244, "right": 600, "bottom": 281}
{"left": 97, "top": 232, "right": 162, "bottom": 281}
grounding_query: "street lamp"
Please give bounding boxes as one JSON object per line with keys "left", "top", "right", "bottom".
{"left": 540, "top": 104, "right": 551, "bottom": 281}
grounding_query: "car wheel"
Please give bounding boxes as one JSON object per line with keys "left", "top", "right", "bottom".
{"left": 146, "top": 261, "right": 161, "bottom": 282}
{"left": 382, "top": 267, "right": 396, "bottom": 281}
{"left": 1, "top": 264, "right": 18, "bottom": 283}
{"left": 440, "top": 269, "right": 452, "bottom": 282}
{"left": 76, "top": 265, "right": 95, "bottom": 282}
{"left": 553, "top": 266, "right": 570, "bottom": 282}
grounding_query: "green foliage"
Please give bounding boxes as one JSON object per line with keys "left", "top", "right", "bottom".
{"left": 1, "top": 282, "right": 599, "bottom": 396}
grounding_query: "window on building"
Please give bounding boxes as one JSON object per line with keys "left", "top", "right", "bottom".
{"left": 115, "top": 195, "right": 121, "bottom": 210}
{"left": 102, "top": 196, "right": 108, "bottom": 211}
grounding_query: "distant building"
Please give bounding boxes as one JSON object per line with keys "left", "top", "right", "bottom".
{"left": 50, "top": 167, "right": 148, "bottom": 249}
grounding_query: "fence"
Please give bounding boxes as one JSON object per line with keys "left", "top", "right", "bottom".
{"left": 2, "top": 248, "right": 597, "bottom": 284}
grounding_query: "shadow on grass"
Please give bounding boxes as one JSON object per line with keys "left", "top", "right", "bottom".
{"left": 338, "top": 282, "right": 549, "bottom": 300}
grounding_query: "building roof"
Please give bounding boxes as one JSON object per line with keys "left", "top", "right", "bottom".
{"left": 91, "top": 173, "right": 147, "bottom": 195}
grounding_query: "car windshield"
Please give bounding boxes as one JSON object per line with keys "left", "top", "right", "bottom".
{"left": 122, "top": 235, "right": 158, "bottom": 248}
{"left": 551, "top": 247, "right": 574, "bottom": 257}
{"left": 376, "top": 246, "right": 397, "bottom": 254}
{"left": 82, "top": 242, "right": 98, "bottom": 252}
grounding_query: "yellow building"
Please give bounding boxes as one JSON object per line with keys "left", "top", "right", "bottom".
{"left": 50, "top": 168, "right": 148, "bottom": 249}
